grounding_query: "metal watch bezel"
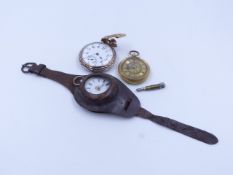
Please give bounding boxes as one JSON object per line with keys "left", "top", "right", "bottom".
{"left": 79, "top": 42, "right": 116, "bottom": 73}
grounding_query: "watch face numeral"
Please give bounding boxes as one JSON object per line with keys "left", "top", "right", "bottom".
{"left": 84, "top": 77, "right": 111, "bottom": 95}
{"left": 80, "top": 42, "right": 115, "bottom": 71}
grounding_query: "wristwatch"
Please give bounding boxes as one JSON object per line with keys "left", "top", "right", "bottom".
{"left": 21, "top": 62, "right": 218, "bottom": 145}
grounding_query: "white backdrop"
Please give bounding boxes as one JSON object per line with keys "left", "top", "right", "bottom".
{"left": 0, "top": 0, "right": 233, "bottom": 175}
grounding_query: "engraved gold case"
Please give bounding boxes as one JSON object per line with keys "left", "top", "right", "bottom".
{"left": 118, "top": 51, "right": 150, "bottom": 84}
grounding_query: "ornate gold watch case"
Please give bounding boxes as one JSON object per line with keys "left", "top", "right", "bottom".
{"left": 118, "top": 50, "right": 150, "bottom": 84}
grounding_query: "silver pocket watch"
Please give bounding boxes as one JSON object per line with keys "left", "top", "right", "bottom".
{"left": 79, "top": 33, "right": 126, "bottom": 73}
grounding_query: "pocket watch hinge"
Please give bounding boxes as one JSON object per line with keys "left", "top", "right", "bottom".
{"left": 101, "top": 33, "right": 126, "bottom": 47}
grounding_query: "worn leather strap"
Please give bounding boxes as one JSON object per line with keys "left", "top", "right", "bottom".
{"left": 137, "top": 107, "right": 218, "bottom": 144}
{"left": 22, "top": 63, "right": 77, "bottom": 93}
{"left": 22, "top": 63, "right": 218, "bottom": 145}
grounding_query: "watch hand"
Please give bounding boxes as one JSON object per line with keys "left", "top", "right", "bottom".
{"left": 95, "top": 53, "right": 102, "bottom": 60}
{"left": 100, "top": 82, "right": 106, "bottom": 89}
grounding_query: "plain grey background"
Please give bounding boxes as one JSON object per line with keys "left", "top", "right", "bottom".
{"left": 0, "top": 0, "right": 233, "bottom": 175}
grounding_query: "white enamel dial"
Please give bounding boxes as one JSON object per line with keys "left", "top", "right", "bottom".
{"left": 80, "top": 42, "right": 115, "bottom": 68}
{"left": 84, "top": 77, "right": 111, "bottom": 95}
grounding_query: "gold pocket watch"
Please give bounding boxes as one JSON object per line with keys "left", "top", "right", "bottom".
{"left": 79, "top": 33, "right": 126, "bottom": 73}
{"left": 118, "top": 50, "right": 150, "bottom": 84}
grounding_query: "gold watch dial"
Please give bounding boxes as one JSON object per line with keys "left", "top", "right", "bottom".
{"left": 118, "top": 51, "right": 150, "bottom": 84}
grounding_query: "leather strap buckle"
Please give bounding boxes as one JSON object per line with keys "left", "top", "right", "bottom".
{"left": 21, "top": 63, "right": 46, "bottom": 75}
